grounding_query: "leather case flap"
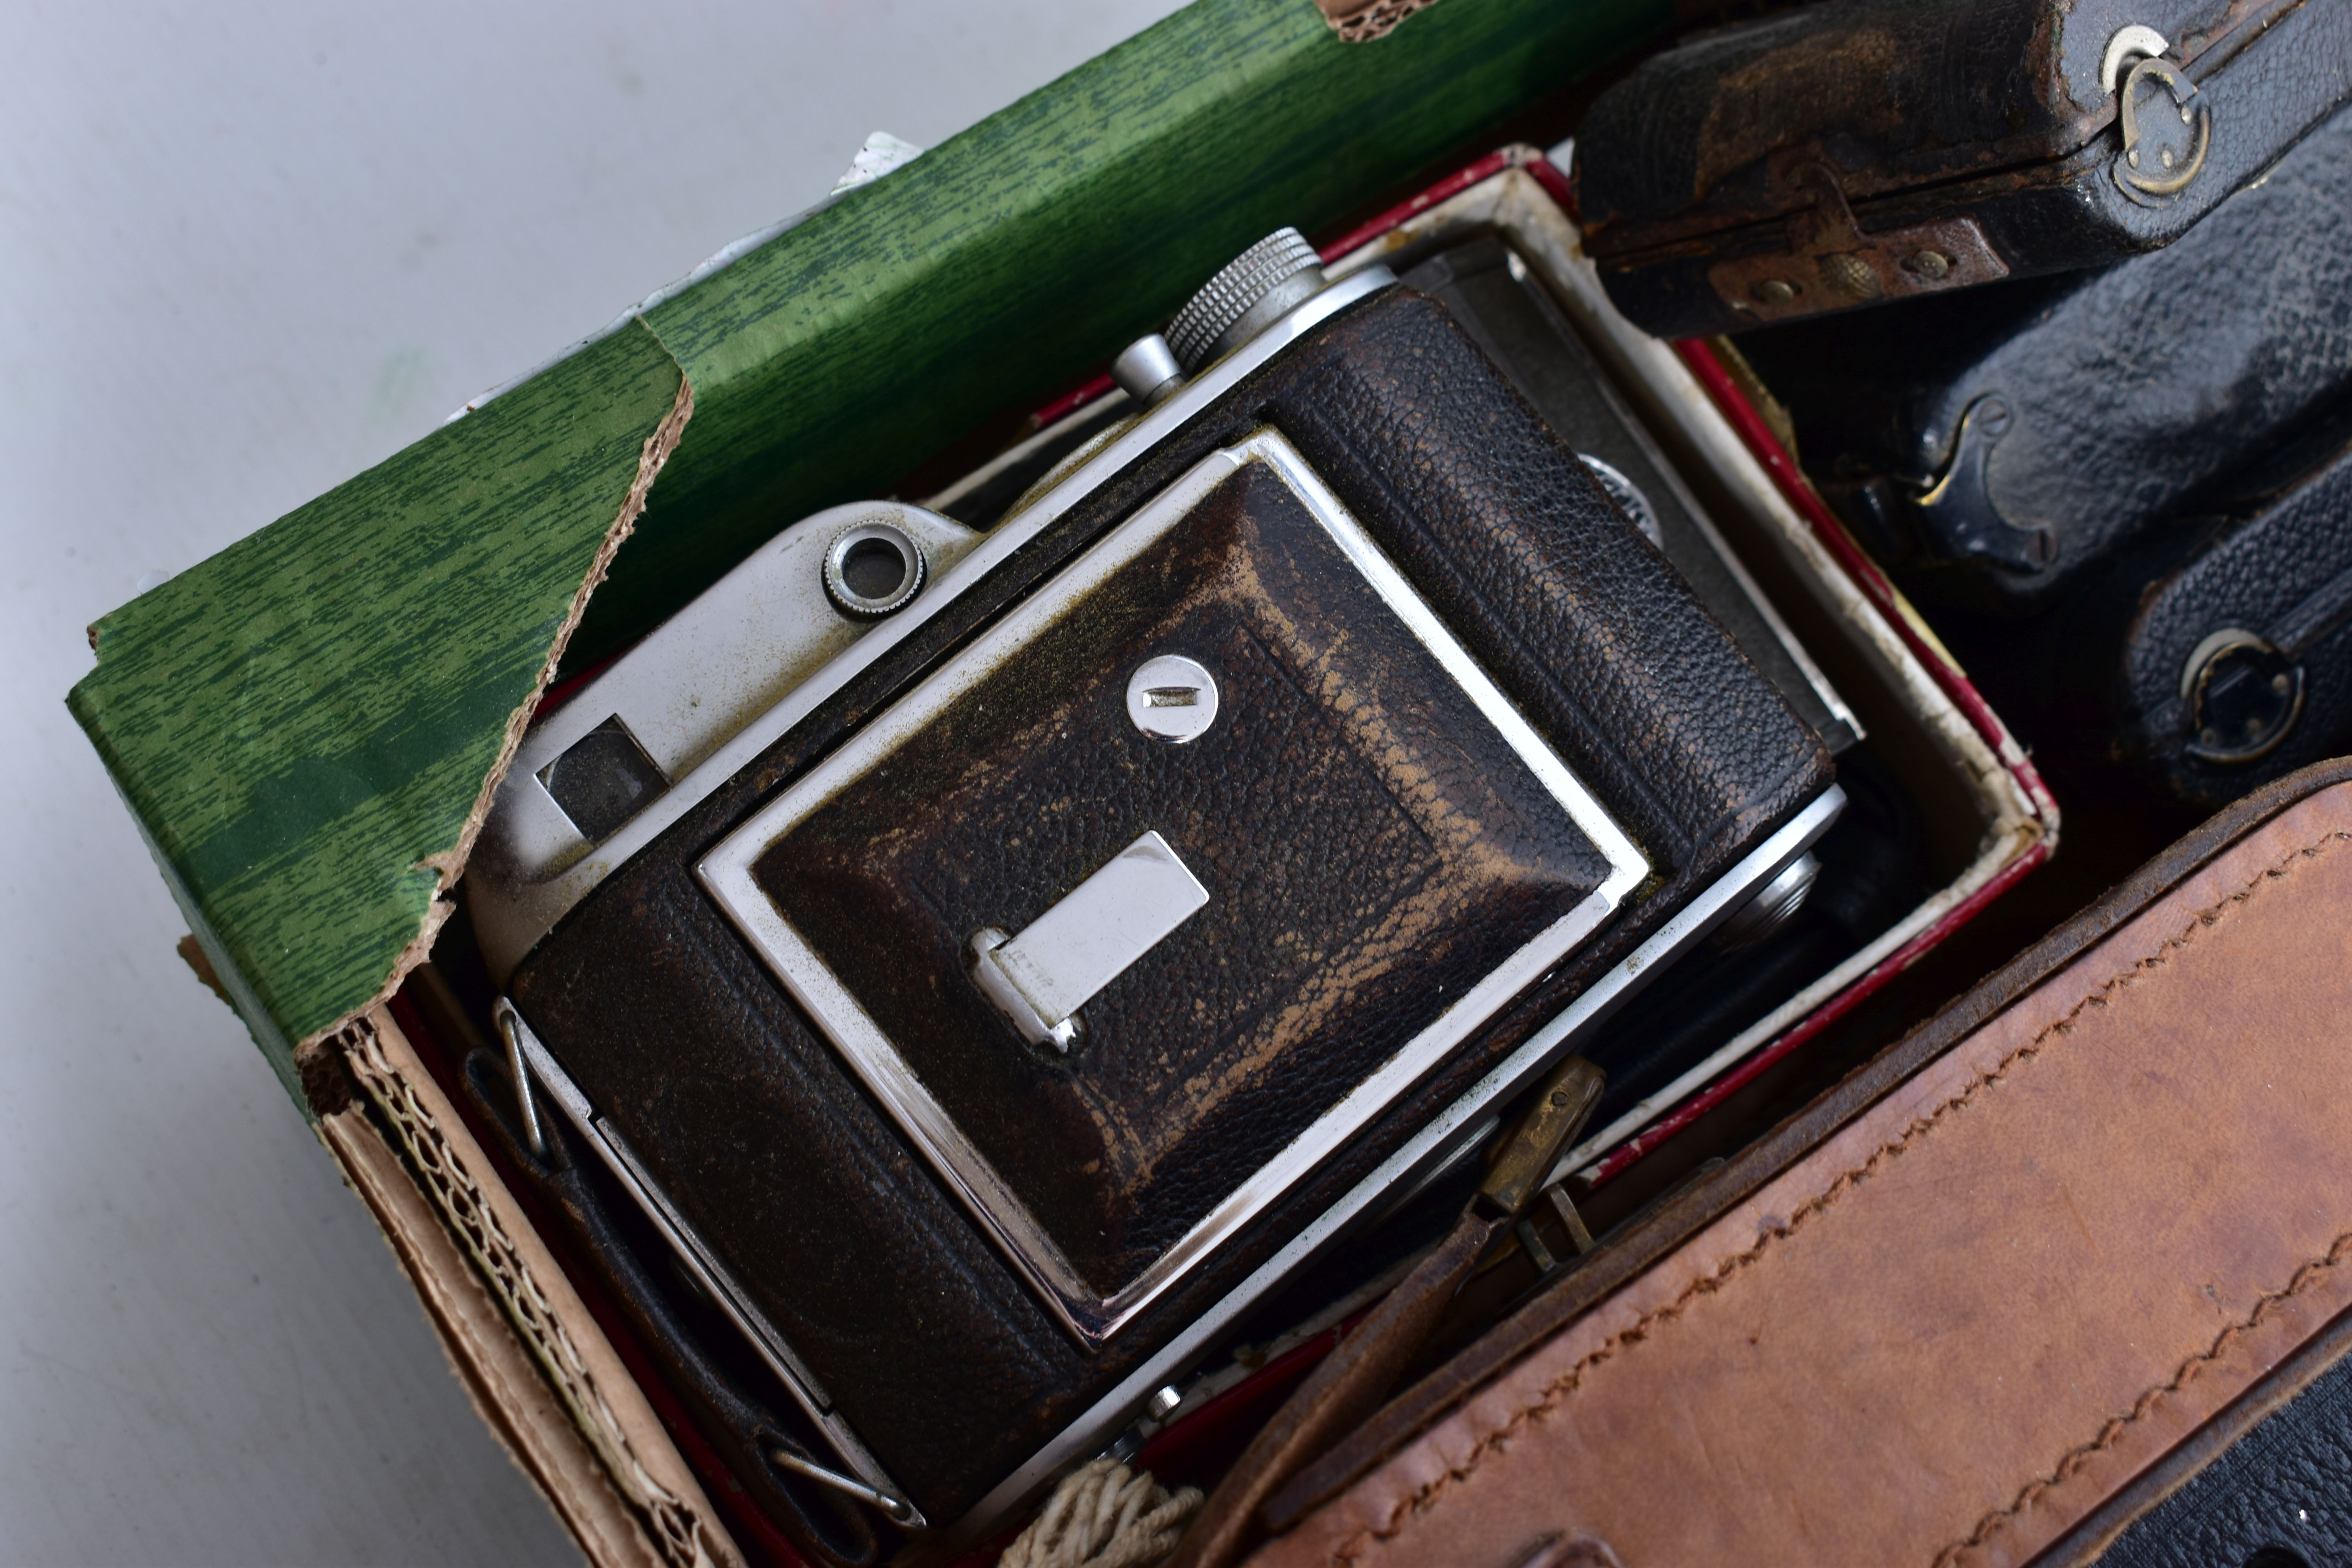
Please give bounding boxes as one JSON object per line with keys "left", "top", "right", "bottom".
{"left": 1251, "top": 764, "right": 2352, "bottom": 1567}
{"left": 1573, "top": 0, "right": 2352, "bottom": 338}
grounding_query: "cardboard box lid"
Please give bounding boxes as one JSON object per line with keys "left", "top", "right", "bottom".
{"left": 66, "top": 0, "right": 1671, "bottom": 1099}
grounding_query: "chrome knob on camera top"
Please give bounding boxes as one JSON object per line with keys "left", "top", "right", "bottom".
{"left": 1113, "top": 227, "right": 1331, "bottom": 407}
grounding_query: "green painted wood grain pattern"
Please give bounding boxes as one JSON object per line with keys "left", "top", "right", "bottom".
{"left": 66, "top": 0, "right": 1666, "bottom": 1103}
{"left": 584, "top": 0, "right": 1670, "bottom": 662}
{"left": 69, "top": 323, "right": 683, "bottom": 1080}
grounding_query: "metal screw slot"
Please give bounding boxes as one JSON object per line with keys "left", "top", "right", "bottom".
{"left": 822, "top": 521, "right": 927, "bottom": 619}
{"left": 1752, "top": 278, "right": 1798, "bottom": 305}
{"left": 1126, "top": 655, "right": 1220, "bottom": 744}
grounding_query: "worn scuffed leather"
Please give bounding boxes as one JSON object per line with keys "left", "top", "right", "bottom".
{"left": 2050, "top": 416, "right": 2352, "bottom": 807}
{"left": 1736, "top": 98, "right": 2352, "bottom": 617}
{"left": 505, "top": 287, "right": 1829, "bottom": 1518}
{"left": 1249, "top": 774, "right": 2352, "bottom": 1568}
{"left": 1579, "top": 0, "right": 2352, "bottom": 338}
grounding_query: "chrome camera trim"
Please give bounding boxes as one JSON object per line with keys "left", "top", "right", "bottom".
{"left": 473, "top": 244, "right": 1852, "bottom": 1539}
{"left": 697, "top": 429, "right": 1650, "bottom": 1347}
{"left": 499, "top": 785, "right": 1844, "bottom": 1546}
{"left": 951, "top": 782, "right": 1843, "bottom": 1545}
{"left": 470, "top": 267, "right": 1397, "bottom": 981}
{"left": 496, "top": 1000, "right": 924, "bottom": 1527}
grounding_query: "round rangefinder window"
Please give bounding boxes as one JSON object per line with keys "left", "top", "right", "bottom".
{"left": 822, "top": 522, "right": 927, "bottom": 618}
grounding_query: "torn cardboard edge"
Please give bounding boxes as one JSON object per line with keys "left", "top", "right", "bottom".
{"left": 256, "top": 372, "right": 716, "bottom": 1568}
{"left": 320, "top": 1003, "right": 744, "bottom": 1568}
{"left": 283, "top": 362, "right": 695, "bottom": 1083}
{"left": 1316, "top": 0, "right": 1445, "bottom": 44}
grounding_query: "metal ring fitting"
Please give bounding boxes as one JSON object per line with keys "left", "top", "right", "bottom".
{"left": 822, "top": 521, "right": 927, "bottom": 619}
{"left": 2115, "top": 53, "right": 2210, "bottom": 200}
{"left": 2181, "top": 629, "right": 2304, "bottom": 766}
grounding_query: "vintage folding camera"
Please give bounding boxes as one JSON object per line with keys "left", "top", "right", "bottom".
{"left": 461, "top": 227, "right": 1844, "bottom": 1548}
{"left": 1733, "top": 95, "right": 2352, "bottom": 618}
{"left": 1573, "top": 0, "right": 2352, "bottom": 340}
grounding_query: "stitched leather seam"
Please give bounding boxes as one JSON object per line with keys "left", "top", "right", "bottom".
{"left": 1933, "top": 1228, "right": 2352, "bottom": 1567}
{"left": 1328, "top": 825, "right": 2352, "bottom": 1566}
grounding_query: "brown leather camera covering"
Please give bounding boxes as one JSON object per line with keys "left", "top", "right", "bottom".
{"left": 1250, "top": 762, "right": 2352, "bottom": 1568}
{"left": 755, "top": 461, "right": 1615, "bottom": 1297}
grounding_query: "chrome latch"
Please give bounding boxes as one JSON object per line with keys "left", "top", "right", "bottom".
{"left": 967, "top": 830, "right": 1210, "bottom": 1053}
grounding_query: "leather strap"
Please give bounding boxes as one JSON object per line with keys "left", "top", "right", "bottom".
{"left": 1168, "top": 1209, "right": 1500, "bottom": 1568}
{"left": 1249, "top": 774, "right": 2352, "bottom": 1568}
{"left": 1176, "top": 1060, "right": 1604, "bottom": 1568}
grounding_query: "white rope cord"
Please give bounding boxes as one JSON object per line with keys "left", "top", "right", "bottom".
{"left": 999, "top": 1458, "right": 1204, "bottom": 1568}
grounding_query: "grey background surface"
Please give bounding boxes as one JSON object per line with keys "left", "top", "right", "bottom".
{"left": 0, "top": 3, "right": 1184, "bottom": 1561}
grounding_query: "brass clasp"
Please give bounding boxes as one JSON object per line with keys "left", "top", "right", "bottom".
{"left": 2111, "top": 38, "right": 2212, "bottom": 203}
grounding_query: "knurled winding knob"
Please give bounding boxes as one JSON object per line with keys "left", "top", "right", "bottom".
{"left": 1165, "top": 228, "right": 1326, "bottom": 372}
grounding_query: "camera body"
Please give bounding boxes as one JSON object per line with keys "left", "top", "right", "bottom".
{"left": 469, "top": 235, "right": 1837, "bottom": 1536}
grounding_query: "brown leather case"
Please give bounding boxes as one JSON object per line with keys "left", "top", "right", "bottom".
{"left": 1248, "top": 757, "right": 2352, "bottom": 1568}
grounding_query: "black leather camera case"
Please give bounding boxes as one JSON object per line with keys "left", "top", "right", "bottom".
{"left": 503, "top": 285, "right": 1832, "bottom": 1522}
{"left": 2042, "top": 406, "right": 2352, "bottom": 808}
{"left": 1735, "top": 98, "right": 2352, "bottom": 617}
{"left": 1576, "top": 0, "right": 2352, "bottom": 339}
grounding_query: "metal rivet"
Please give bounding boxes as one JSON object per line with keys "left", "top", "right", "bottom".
{"left": 1903, "top": 249, "right": 1953, "bottom": 279}
{"left": 1752, "top": 278, "right": 1798, "bottom": 305}
{"left": 1126, "top": 655, "right": 1220, "bottom": 744}
{"left": 1147, "top": 1385, "right": 1183, "bottom": 1421}
{"left": 1819, "top": 252, "right": 1882, "bottom": 301}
